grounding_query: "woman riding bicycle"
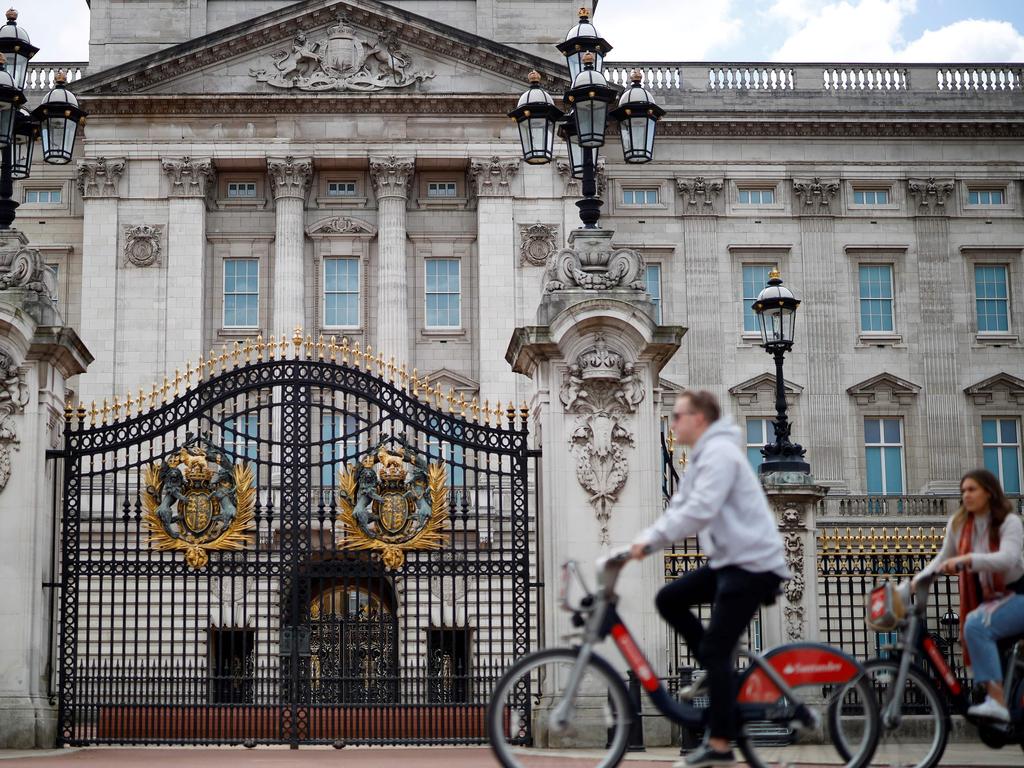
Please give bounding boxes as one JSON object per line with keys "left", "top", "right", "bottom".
{"left": 913, "top": 468, "right": 1024, "bottom": 722}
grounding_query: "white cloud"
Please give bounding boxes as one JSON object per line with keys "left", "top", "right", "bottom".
{"left": 900, "top": 19, "right": 1024, "bottom": 62}
{"left": 20, "top": 0, "right": 89, "bottom": 62}
{"left": 594, "top": 0, "right": 743, "bottom": 60}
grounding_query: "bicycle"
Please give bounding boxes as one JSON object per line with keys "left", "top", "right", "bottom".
{"left": 851, "top": 571, "right": 1024, "bottom": 768}
{"left": 487, "top": 548, "right": 880, "bottom": 768}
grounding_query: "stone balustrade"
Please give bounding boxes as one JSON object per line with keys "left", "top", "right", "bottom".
{"left": 25, "top": 62, "right": 88, "bottom": 91}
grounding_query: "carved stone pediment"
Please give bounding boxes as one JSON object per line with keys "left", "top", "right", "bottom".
{"left": 729, "top": 373, "right": 804, "bottom": 407}
{"left": 964, "top": 372, "right": 1024, "bottom": 405}
{"left": 421, "top": 368, "right": 479, "bottom": 397}
{"left": 847, "top": 372, "right": 921, "bottom": 406}
{"left": 307, "top": 215, "right": 377, "bottom": 238}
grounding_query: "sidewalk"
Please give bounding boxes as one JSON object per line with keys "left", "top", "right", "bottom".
{"left": 0, "top": 744, "right": 1021, "bottom": 766}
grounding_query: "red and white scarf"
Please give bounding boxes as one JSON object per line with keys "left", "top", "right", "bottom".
{"left": 957, "top": 514, "right": 1006, "bottom": 665}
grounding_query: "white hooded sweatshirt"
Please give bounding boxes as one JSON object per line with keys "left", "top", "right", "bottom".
{"left": 636, "top": 418, "right": 790, "bottom": 578}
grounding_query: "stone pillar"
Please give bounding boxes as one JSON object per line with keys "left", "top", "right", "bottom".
{"left": 162, "top": 157, "right": 214, "bottom": 364}
{"left": 0, "top": 235, "right": 92, "bottom": 747}
{"left": 676, "top": 177, "right": 725, "bottom": 398}
{"left": 76, "top": 157, "right": 126, "bottom": 404}
{"left": 268, "top": 156, "right": 312, "bottom": 335}
{"left": 370, "top": 156, "right": 414, "bottom": 362}
{"left": 508, "top": 229, "right": 684, "bottom": 746}
{"left": 908, "top": 178, "right": 962, "bottom": 492}
{"left": 793, "top": 178, "right": 845, "bottom": 488}
{"left": 761, "top": 477, "right": 828, "bottom": 649}
{"left": 471, "top": 156, "right": 520, "bottom": 406}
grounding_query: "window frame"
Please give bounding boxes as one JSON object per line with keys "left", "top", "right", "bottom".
{"left": 741, "top": 262, "right": 778, "bottom": 336}
{"left": 222, "top": 414, "right": 259, "bottom": 461}
{"left": 424, "top": 258, "right": 462, "bottom": 330}
{"left": 23, "top": 188, "right": 63, "bottom": 205}
{"left": 851, "top": 187, "right": 891, "bottom": 206}
{"left": 322, "top": 256, "right": 361, "bottom": 330}
{"left": 966, "top": 186, "right": 1008, "bottom": 207}
{"left": 745, "top": 417, "right": 776, "bottom": 472}
{"left": 857, "top": 263, "right": 896, "bottom": 336}
{"left": 226, "top": 181, "right": 258, "bottom": 199}
{"left": 621, "top": 187, "right": 661, "bottom": 206}
{"left": 644, "top": 263, "right": 663, "bottom": 323}
{"left": 222, "top": 258, "right": 260, "bottom": 329}
{"left": 863, "top": 417, "right": 906, "bottom": 496}
{"left": 973, "top": 262, "right": 1012, "bottom": 336}
{"left": 426, "top": 180, "right": 459, "bottom": 199}
{"left": 735, "top": 185, "right": 778, "bottom": 207}
{"left": 326, "top": 180, "right": 358, "bottom": 198}
{"left": 982, "top": 416, "right": 1022, "bottom": 494}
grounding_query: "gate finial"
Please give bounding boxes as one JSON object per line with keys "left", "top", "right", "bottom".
{"left": 292, "top": 326, "right": 304, "bottom": 355}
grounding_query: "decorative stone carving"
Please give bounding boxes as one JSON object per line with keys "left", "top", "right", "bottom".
{"left": 469, "top": 156, "right": 520, "bottom": 197}
{"left": 560, "top": 334, "right": 645, "bottom": 544}
{"left": 307, "top": 216, "right": 376, "bottom": 236}
{"left": 676, "top": 176, "right": 723, "bottom": 209}
{"left": 161, "top": 156, "right": 215, "bottom": 198}
{"left": 907, "top": 177, "right": 954, "bottom": 212}
{"left": 76, "top": 157, "right": 126, "bottom": 198}
{"left": 964, "top": 372, "right": 1024, "bottom": 406}
{"left": 249, "top": 17, "right": 434, "bottom": 92}
{"left": 0, "top": 350, "right": 28, "bottom": 493}
{"left": 778, "top": 505, "right": 807, "bottom": 641}
{"left": 267, "top": 156, "right": 313, "bottom": 200}
{"left": 370, "top": 155, "right": 414, "bottom": 199}
{"left": 519, "top": 223, "right": 558, "bottom": 267}
{"left": 0, "top": 242, "right": 56, "bottom": 296}
{"left": 793, "top": 177, "right": 840, "bottom": 212}
{"left": 544, "top": 230, "right": 646, "bottom": 293}
{"left": 123, "top": 224, "right": 164, "bottom": 268}
{"left": 846, "top": 372, "right": 921, "bottom": 406}
{"left": 556, "top": 158, "right": 607, "bottom": 198}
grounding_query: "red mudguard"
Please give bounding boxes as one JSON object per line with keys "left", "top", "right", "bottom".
{"left": 737, "top": 643, "right": 862, "bottom": 704}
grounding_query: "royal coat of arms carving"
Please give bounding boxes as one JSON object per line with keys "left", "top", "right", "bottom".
{"left": 337, "top": 444, "right": 448, "bottom": 570}
{"left": 142, "top": 438, "right": 256, "bottom": 569}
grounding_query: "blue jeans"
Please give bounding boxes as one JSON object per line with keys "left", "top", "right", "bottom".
{"left": 963, "top": 594, "right": 1024, "bottom": 684}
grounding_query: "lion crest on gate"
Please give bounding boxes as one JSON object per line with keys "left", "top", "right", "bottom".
{"left": 142, "top": 437, "right": 256, "bottom": 569}
{"left": 337, "top": 443, "right": 448, "bottom": 570}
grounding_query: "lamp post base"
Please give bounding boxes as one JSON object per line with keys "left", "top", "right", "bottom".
{"left": 759, "top": 457, "right": 811, "bottom": 475}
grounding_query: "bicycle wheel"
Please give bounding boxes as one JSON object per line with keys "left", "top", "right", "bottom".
{"left": 487, "top": 647, "right": 632, "bottom": 768}
{"left": 737, "top": 666, "right": 879, "bottom": 768}
{"left": 836, "top": 659, "right": 949, "bottom": 768}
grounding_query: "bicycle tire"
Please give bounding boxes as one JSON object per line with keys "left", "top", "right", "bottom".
{"left": 738, "top": 665, "right": 880, "bottom": 768}
{"left": 487, "top": 647, "right": 633, "bottom": 768}
{"left": 835, "top": 658, "right": 948, "bottom": 768}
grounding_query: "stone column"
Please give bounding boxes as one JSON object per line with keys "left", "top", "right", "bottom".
{"left": 793, "top": 178, "right": 845, "bottom": 488}
{"left": 370, "top": 156, "right": 414, "bottom": 362}
{"left": 762, "top": 477, "right": 828, "bottom": 648}
{"left": 76, "top": 157, "right": 126, "bottom": 404}
{"left": 676, "top": 177, "right": 725, "bottom": 398}
{"left": 508, "top": 234, "right": 684, "bottom": 747}
{"left": 0, "top": 237, "right": 92, "bottom": 747}
{"left": 162, "top": 157, "right": 214, "bottom": 364}
{"left": 268, "top": 156, "right": 312, "bottom": 335}
{"left": 471, "top": 156, "right": 520, "bottom": 406}
{"left": 908, "top": 178, "right": 962, "bottom": 492}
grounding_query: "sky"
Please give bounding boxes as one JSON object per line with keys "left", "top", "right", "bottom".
{"left": 29, "top": 0, "right": 1024, "bottom": 63}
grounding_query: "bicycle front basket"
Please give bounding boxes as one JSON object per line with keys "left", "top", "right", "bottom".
{"left": 866, "top": 580, "right": 905, "bottom": 631}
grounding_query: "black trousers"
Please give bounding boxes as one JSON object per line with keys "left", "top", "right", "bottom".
{"left": 655, "top": 565, "right": 782, "bottom": 740}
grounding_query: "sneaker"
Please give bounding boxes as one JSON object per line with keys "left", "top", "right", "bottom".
{"left": 674, "top": 745, "right": 736, "bottom": 767}
{"left": 679, "top": 671, "right": 708, "bottom": 701}
{"left": 967, "top": 696, "right": 1010, "bottom": 722}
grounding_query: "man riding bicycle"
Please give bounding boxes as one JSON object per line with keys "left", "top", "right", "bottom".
{"left": 630, "top": 390, "right": 790, "bottom": 767}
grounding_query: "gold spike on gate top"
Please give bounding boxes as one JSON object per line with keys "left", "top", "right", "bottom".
{"left": 293, "top": 326, "right": 304, "bottom": 356}
{"left": 197, "top": 353, "right": 205, "bottom": 381}
{"left": 495, "top": 401, "right": 504, "bottom": 427}
{"left": 483, "top": 399, "right": 490, "bottom": 425}
{"left": 376, "top": 353, "right": 385, "bottom": 377}
{"left": 399, "top": 363, "right": 408, "bottom": 389}
{"left": 185, "top": 360, "right": 194, "bottom": 387}
{"left": 410, "top": 369, "right": 419, "bottom": 397}
{"left": 173, "top": 368, "right": 183, "bottom": 396}
{"left": 231, "top": 342, "right": 241, "bottom": 368}
{"left": 219, "top": 344, "right": 228, "bottom": 373}
{"left": 64, "top": 399, "right": 74, "bottom": 423}
{"left": 76, "top": 402, "right": 87, "bottom": 424}
{"left": 506, "top": 403, "right": 516, "bottom": 425}
{"left": 150, "top": 383, "right": 159, "bottom": 408}
{"left": 434, "top": 384, "right": 444, "bottom": 409}
{"left": 339, "top": 337, "right": 349, "bottom": 364}
{"left": 352, "top": 341, "right": 361, "bottom": 368}
{"left": 89, "top": 401, "right": 99, "bottom": 427}
{"left": 268, "top": 335, "right": 276, "bottom": 359}
{"left": 317, "top": 335, "right": 326, "bottom": 361}
{"left": 446, "top": 387, "right": 456, "bottom": 414}
{"left": 329, "top": 336, "right": 338, "bottom": 363}
{"left": 113, "top": 395, "right": 124, "bottom": 421}
{"left": 520, "top": 401, "right": 529, "bottom": 424}
{"left": 160, "top": 376, "right": 169, "bottom": 404}
{"left": 458, "top": 392, "right": 468, "bottom": 418}
{"left": 100, "top": 399, "right": 110, "bottom": 425}
{"left": 305, "top": 334, "right": 314, "bottom": 359}
{"left": 279, "top": 336, "right": 288, "bottom": 357}
{"left": 364, "top": 344, "right": 373, "bottom": 369}
{"left": 387, "top": 357, "right": 396, "bottom": 383}
{"left": 255, "top": 334, "right": 265, "bottom": 359}
{"left": 135, "top": 389, "right": 144, "bottom": 413}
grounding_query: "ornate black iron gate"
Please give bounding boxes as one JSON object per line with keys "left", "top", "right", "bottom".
{"left": 57, "top": 336, "right": 533, "bottom": 746}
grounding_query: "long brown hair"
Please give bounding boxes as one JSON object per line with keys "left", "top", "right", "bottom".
{"left": 952, "top": 468, "right": 1013, "bottom": 546}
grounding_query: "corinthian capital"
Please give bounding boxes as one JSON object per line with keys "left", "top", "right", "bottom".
{"left": 370, "top": 156, "right": 415, "bottom": 199}
{"left": 907, "top": 177, "right": 954, "bottom": 214}
{"left": 793, "top": 177, "right": 840, "bottom": 214}
{"left": 76, "top": 157, "right": 127, "bottom": 199}
{"left": 267, "top": 156, "right": 313, "bottom": 200}
{"left": 470, "top": 156, "right": 520, "bottom": 197}
{"left": 162, "top": 156, "right": 215, "bottom": 198}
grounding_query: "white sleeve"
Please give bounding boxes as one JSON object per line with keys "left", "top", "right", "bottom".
{"left": 918, "top": 519, "right": 957, "bottom": 578}
{"left": 971, "top": 515, "right": 1024, "bottom": 573}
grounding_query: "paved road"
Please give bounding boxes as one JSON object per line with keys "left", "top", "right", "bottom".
{"left": 0, "top": 745, "right": 1021, "bottom": 766}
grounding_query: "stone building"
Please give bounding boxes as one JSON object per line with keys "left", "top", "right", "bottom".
{"left": 4, "top": 0, "right": 1023, "bottom": 750}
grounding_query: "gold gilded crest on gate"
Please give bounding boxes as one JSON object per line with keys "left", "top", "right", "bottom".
{"left": 337, "top": 444, "right": 448, "bottom": 570}
{"left": 142, "top": 437, "right": 256, "bottom": 569}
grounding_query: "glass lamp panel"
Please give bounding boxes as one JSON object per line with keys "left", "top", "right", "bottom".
{"left": 575, "top": 101, "right": 607, "bottom": 148}
{"left": 6, "top": 51, "right": 28, "bottom": 91}
{"left": 11, "top": 127, "right": 33, "bottom": 179}
{"left": 0, "top": 103, "right": 14, "bottom": 147}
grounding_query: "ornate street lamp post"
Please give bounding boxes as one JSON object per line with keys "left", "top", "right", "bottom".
{"left": 508, "top": 7, "right": 665, "bottom": 229}
{"left": 0, "top": 9, "right": 87, "bottom": 230}
{"left": 751, "top": 269, "right": 811, "bottom": 475}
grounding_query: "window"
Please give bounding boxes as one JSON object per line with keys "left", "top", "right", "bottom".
{"left": 645, "top": 264, "right": 662, "bottom": 323}
{"left": 324, "top": 257, "right": 360, "bottom": 327}
{"left": 853, "top": 188, "right": 890, "bottom": 205}
{"left": 983, "top": 418, "right": 1021, "bottom": 494}
{"left": 223, "top": 415, "right": 259, "bottom": 461}
{"left": 865, "top": 418, "right": 904, "bottom": 495}
{"left": 737, "top": 188, "right": 775, "bottom": 205}
{"left": 227, "top": 182, "right": 258, "bottom": 199}
{"left": 427, "top": 181, "right": 458, "bottom": 198}
{"left": 24, "top": 188, "right": 62, "bottom": 204}
{"left": 742, "top": 264, "right": 776, "bottom": 333}
{"left": 223, "top": 259, "right": 259, "bottom": 328}
{"left": 746, "top": 418, "right": 776, "bottom": 471}
{"left": 425, "top": 259, "right": 461, "bottom": 328}
{"left": 968, "top": 188, "right": 1005, "bottom": 206}
{"left": 320, "top": 413, "right": 359, "bottom": 486}
{"left": 858, "top": 264, "right": 895, "bottom": 333}
{"left": 975, "top": 265, "right": 1010, "bottom": 333}
{"left": 48, "top": 264, "right": 59, "bottom": 304}
{"left": 622, "top": 188, "right": 659, "bottom": 206}
{"left": 327, "top": 181, "right": 357, "bottom": 197}
{"left": 426, "top": 435, "right": 465, "bottom": 487}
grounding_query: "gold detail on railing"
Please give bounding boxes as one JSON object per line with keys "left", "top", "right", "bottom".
{"left": 817, "top": 525, "right": 946, "bottom": 556}
{"left": 292, "top": 326, "right": 303, "bottom": 356}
